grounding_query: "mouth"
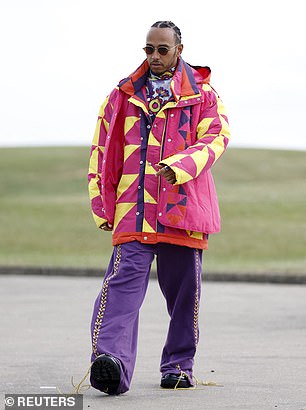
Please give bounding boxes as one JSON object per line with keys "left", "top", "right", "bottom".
{"left": 150, "top": 61, "right": 163, "bottom": 67}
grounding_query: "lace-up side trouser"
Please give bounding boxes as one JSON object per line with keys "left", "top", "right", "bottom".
{"left": 90, "top": 241, "right": 202, "bottom": 394}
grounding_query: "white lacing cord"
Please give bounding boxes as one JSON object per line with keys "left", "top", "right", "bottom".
{"left": 56, "top": 363, "right": 93, "bottom": 396}
{"left": 172, "top": 370, "right": 224, "bottom": 391}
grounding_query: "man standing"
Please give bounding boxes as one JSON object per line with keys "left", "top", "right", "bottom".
{"left": 88, "top": 21, "right": 230, "bottom": 395}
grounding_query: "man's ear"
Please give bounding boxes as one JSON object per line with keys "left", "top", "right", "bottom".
{"left": 177, "top": 44, "right": 183, "bottom": 57}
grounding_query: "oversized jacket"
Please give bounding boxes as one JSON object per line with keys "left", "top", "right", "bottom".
{"left": 88, "top": 57, "right": 230, "bottom": 249}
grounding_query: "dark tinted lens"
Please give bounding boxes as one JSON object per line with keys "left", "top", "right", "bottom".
{"left": 157, "top": 47, "right": 169, "bottom": 56}
{"left": 144, "top": 46, "right": 154, "bottom": 54}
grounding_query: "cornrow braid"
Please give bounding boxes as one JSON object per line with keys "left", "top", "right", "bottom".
{"left": 151, "top": 21, "right": 182, "bottom": 44}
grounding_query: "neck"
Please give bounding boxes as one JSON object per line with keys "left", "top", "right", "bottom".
{"left": 149, "top": 66, "right": 176, "bottom": 79}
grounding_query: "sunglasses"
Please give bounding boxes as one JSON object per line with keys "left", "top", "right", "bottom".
{"left": 143, "top": 45, "right": 177, "bottom": 56}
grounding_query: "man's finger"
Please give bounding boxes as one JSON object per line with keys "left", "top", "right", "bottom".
{"left": 155, "top": 168, "right": 164, "bottom": 177}
{"left": 155, "top": 165, "right": 170, "bottom": 176}
{"left": 101, "top": 222, "right": 113, "bottom": 231}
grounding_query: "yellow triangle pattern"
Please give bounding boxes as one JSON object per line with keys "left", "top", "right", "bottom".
{"left": 124, "top": 116, "right": 140, "bottom": 135}
{"left": 211, "top": 136, "right": 226, "bottom": 162}
{"left": 144, "top": 189, "right": 157, "bottom": 204}
{"left": 220, "top": 114, "right": 231, "bottom": 139}
{"left": 88, "top": 176, "right": 100, "bottom": 200}
{"left": 190, "top": 148, "right": 209, "bottom": 178}
{"left": 116, "top": 174, "right": 138, "bottom": 200}
{"left": 124, "top": 144, "right": 139, "bottom": 162}
{"left": 102, "top": 119, "right": 109, "bottom": 133}
{"left": 217, "top": 98, "right": 227, "bottom": 116}
{"left": 187, "top": 230, "right": 203, "bottom": 239}
{"left": 202, "top": 84, "right": 211, "bottom": 92}
{"left": 145, "top": 161, "right": 158, "bottom": 175}
{"left": 113, "top": 202, "right": 136, "bottom": 231}
{"left": 142, "top": 218, "right": 156, "bottom": 233}
{"left": 197, "top": 117, "right": 214, "bottom": 135}
{"left": 97, "top": 96, "right": 109, "bottom": 118}
{"left": 88, "top": 146, "right": 99, "bottom": 175}
{"left": 156, "top": 110, "right": 167, "bottom": 119}
{"left": 128, "top": 97, "right": 148, "bottom": 115}
{"left": 171, "top": 165, "right": 193, "bottom": 185}
{"left": 148, "top": 133, "right": 160, "bottom": 146}
{"left": 92, "top": 118, "right": 102, "bottom": 145}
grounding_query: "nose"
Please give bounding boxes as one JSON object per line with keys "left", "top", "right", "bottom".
{"left": 151, "top": 48, "right": 161, "bottom": 59}
{"left": 151, "top": 47, "right": 160, "bottom": 60}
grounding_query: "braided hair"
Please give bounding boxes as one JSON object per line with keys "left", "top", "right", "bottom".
{"left": 151, "top": 21, "right": 182, "bottom": 44}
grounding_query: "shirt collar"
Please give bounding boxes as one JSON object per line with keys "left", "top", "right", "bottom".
{"left": 148, "top": 67, "right": 176, "bottom": 81}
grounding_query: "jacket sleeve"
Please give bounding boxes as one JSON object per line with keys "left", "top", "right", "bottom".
{"left": 160, "top": 85, "right": 230, "bottom": 185}
{"left": 88, "top": 94, "right": 113, "bottom": 228}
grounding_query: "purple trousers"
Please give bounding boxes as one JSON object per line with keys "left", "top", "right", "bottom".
{"left": 90, "top": 241, "right": 202, "bottom": 394}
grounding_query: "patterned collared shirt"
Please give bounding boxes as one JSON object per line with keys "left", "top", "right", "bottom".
{"left": 145, "top": 68, "right": 175, "bottom": 119}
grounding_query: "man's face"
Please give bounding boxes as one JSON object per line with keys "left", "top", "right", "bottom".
{"left": 145, "top": 27, "right": 183, "bottom": 75}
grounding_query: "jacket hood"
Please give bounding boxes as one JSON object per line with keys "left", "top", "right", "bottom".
{"left": 189, "top": 65, "right": 211, "bottom": 84}
{"left": 118, "top": 58, "right": 211, "bottom": 99}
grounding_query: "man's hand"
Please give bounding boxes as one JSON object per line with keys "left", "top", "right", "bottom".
{"left": 100, "top": 222, "right": 113, "bottom": 231}
{"left": 155, "top": 164, "right": 176, "bottom": 185}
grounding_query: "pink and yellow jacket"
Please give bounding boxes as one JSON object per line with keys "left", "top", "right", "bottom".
{"left": 88, "top": 58, "right": 230, "bottom": 249}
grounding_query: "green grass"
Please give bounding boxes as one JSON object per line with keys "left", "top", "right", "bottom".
{"left": 0, "top": 146, "right": 305, "bottom": 275}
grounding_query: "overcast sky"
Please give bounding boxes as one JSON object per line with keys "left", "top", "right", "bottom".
{"left": 0, "top": 0, "right": 305, "bottom": 150}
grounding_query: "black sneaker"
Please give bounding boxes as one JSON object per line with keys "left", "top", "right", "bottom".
{"left": 160, "top": 373, "right": 192, "bottom": 389}
{"left": 90, "top": 354, "right": 121, "bottom": 395}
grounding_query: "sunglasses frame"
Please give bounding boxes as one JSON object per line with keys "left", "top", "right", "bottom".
{"left": 143, "top": 45, "right": 177, "bottom": 56}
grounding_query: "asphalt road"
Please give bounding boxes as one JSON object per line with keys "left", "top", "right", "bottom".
{"left": 1, "top": 275, "right": 305, "bottom": 410}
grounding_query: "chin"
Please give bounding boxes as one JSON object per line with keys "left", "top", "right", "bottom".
{"left": 150, "top": 66, "right": 164, "bottom": 75}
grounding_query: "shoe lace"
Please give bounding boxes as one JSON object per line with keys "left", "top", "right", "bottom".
{"left": 173, "top": 369, "right": 223, "bottom": 390}
{"left": 56, "top": 363, "right": 93, "bottom": 396}
{"left": 193, "top": 374, "right": 224, "bottom": 389}
{"left": 56, "top": 363, "right": 223, "bottom": 394}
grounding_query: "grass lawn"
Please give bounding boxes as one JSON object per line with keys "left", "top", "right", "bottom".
{"left": 0, "top": 146, "right": 305, "bottom": 275}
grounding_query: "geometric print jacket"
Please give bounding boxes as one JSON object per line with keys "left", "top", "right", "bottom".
{"left": 88, "top": 57, "right": 230, "bottom": 249}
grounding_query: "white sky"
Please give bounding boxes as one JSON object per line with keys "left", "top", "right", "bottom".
{"left": 0, "top": 0, "right": 305, "bottom": 150}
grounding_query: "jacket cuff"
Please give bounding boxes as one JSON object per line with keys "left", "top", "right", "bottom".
{"left": 92, "top": 213, "right": 108, "bottom": 229}
{"left": 158, "top": 159, "right": 192, "bottom": 185}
